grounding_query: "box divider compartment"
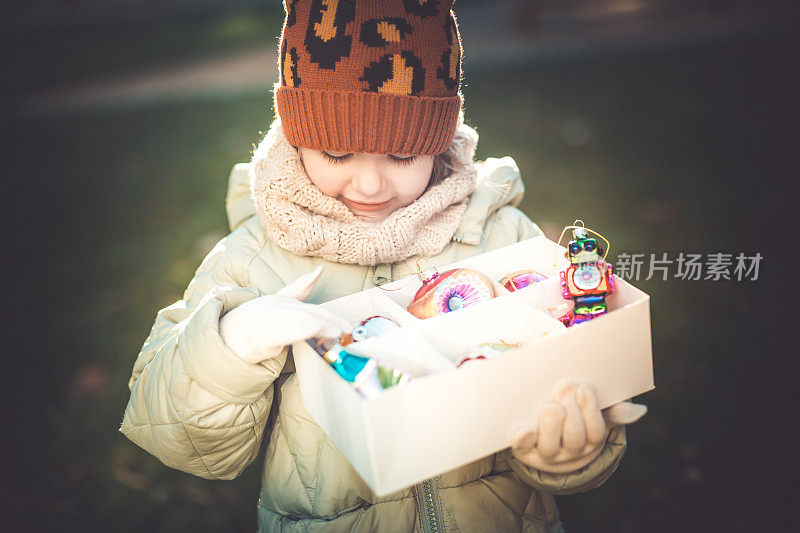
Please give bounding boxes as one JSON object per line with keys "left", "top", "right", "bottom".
{"left": 341, "top": 327, "right": 454, "bottom": 376}
{"left": 409, "top": 295, "right": 565, "bottom": 363}
{"left": 321, "top": 290, "right": 419, "bottom": 327}
{"left": 445, "top": 236, "right": 570, "bottom": 281}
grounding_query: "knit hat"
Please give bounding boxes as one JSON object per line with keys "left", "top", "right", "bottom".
{"left": 274, "top": 0, "right": 463, "bottom": 155}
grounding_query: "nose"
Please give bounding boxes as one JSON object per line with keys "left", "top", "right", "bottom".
{"left": 350, "top": 159, "right": 384, "bottom": 197}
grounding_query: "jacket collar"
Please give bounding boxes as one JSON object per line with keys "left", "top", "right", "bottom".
{"left": 451, "top": 156, "right": 525, "bottom": 245}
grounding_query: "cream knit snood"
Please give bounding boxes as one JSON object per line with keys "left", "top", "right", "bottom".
{"left": 250, "top": 116, "right": 479, "bottom": 266}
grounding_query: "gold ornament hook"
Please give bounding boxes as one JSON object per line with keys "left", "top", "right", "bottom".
{"left": 375, "top": 259, "right": 433, "bottom": 291}
{"left": 557, "top": 219, "right": 612, "bottom": 261}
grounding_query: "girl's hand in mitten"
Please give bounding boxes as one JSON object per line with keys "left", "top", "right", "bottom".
{"left": 510, "top": 381, "right": 647, "bottom": 474}
{"left": 219, "top": 267, "right": 351, "bottom": 364}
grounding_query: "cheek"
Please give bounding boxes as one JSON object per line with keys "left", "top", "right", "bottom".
{"left": 303, "top": 158, "right": 348, "bottom": 197}
{"left": 390, "top": 160, "right": 434, "bottom": 203}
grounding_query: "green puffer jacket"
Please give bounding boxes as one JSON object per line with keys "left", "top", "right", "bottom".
{"left": 121, "top": 157, "right": 627, "bottom": 532}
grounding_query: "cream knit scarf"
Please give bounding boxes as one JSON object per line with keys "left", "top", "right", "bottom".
{"left": 250, "top": 116, "right": 479, "bottom": 266}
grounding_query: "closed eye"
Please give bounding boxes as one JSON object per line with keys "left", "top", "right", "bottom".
{"left": 321, "top": 151, "right": 353, "bottom": 163}
{"left": 388, "top": 154, "right": 416, "bottom": 165}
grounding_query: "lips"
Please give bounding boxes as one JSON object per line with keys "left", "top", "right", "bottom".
{"left": 342, "top": 198, "right": 392, "bottom": 212}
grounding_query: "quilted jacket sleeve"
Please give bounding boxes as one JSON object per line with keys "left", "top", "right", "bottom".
{"left": 120, "top": 227, "right": 286, "bottom": 480}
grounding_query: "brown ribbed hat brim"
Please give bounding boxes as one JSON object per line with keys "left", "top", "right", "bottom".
{"left": 275, "top": 86, "right": 462, "bottom": 155}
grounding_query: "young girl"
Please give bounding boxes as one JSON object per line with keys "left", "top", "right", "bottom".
{"left": 121, "top": 1, "right": 645, "bottom": 530}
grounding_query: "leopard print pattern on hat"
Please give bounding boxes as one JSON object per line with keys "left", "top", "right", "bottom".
{"left": 278, "top": 0, "right": 460, "bottom": 98}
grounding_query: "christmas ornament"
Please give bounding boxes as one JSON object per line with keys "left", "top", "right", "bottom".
{"left": 321, "top": 343, "right": 411, "bottom": 398}
{"left": 557, "top": 309, "right": 575, "bottom": 327}
{"left": 500, "top": 270, "right": 548, "bottom": 292}
{"left": 407, "top": 267, "right": 495, "bottom": 319}
{"left": 322, "top": 344, "right": 373, "bottom": 382}
{"left": 340, "top": 315, "right": 400, "bottom": 345}
{"left": 558, "top": 220, "right": 615, "bottom": 326}
{"left": 356, "top": 363, "right": 410, "bottom": 398}
{"left": 376, "top": 366, "right": 409, "bottom": 389}
{"left": 313, "top": 314, "right": 408, "bottom": 397}
{"left": 456, "top": 341, "right": 521, "bottom": 368}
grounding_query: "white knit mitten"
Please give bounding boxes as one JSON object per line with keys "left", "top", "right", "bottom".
{"left": 219, "top": 267, "right": 350, "bottom": 364}
{"left": 511, "top": 381, "right": 647, "bottom": 474}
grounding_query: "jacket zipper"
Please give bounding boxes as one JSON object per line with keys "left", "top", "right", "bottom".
{"left": 414, "top": 477, "right": 444, "bottom": 533}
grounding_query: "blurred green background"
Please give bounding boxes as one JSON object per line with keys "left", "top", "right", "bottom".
{"left": 3, "top": 1, "right": 795, "bottom": 531}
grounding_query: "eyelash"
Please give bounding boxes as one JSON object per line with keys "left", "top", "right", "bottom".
{"left": 389, "top": 154, "right": 416, "bottom": 166}
{"left": 320, "top": 152, "right": 415, "bottom": 166}
{"left": 321, "top": 152, "right": 352, "bottom": 164}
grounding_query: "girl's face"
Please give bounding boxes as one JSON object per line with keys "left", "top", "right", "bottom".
{"left": 299, "top": 148, "right": 435, "bottom": 222}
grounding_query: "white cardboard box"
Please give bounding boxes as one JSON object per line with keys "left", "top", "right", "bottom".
{"left": 292, "top": 235, "right": 654, "bottom": 496}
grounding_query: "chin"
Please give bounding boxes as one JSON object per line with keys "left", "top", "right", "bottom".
{"left": 355, "top": 212, "right": 389, "bottom": 223}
